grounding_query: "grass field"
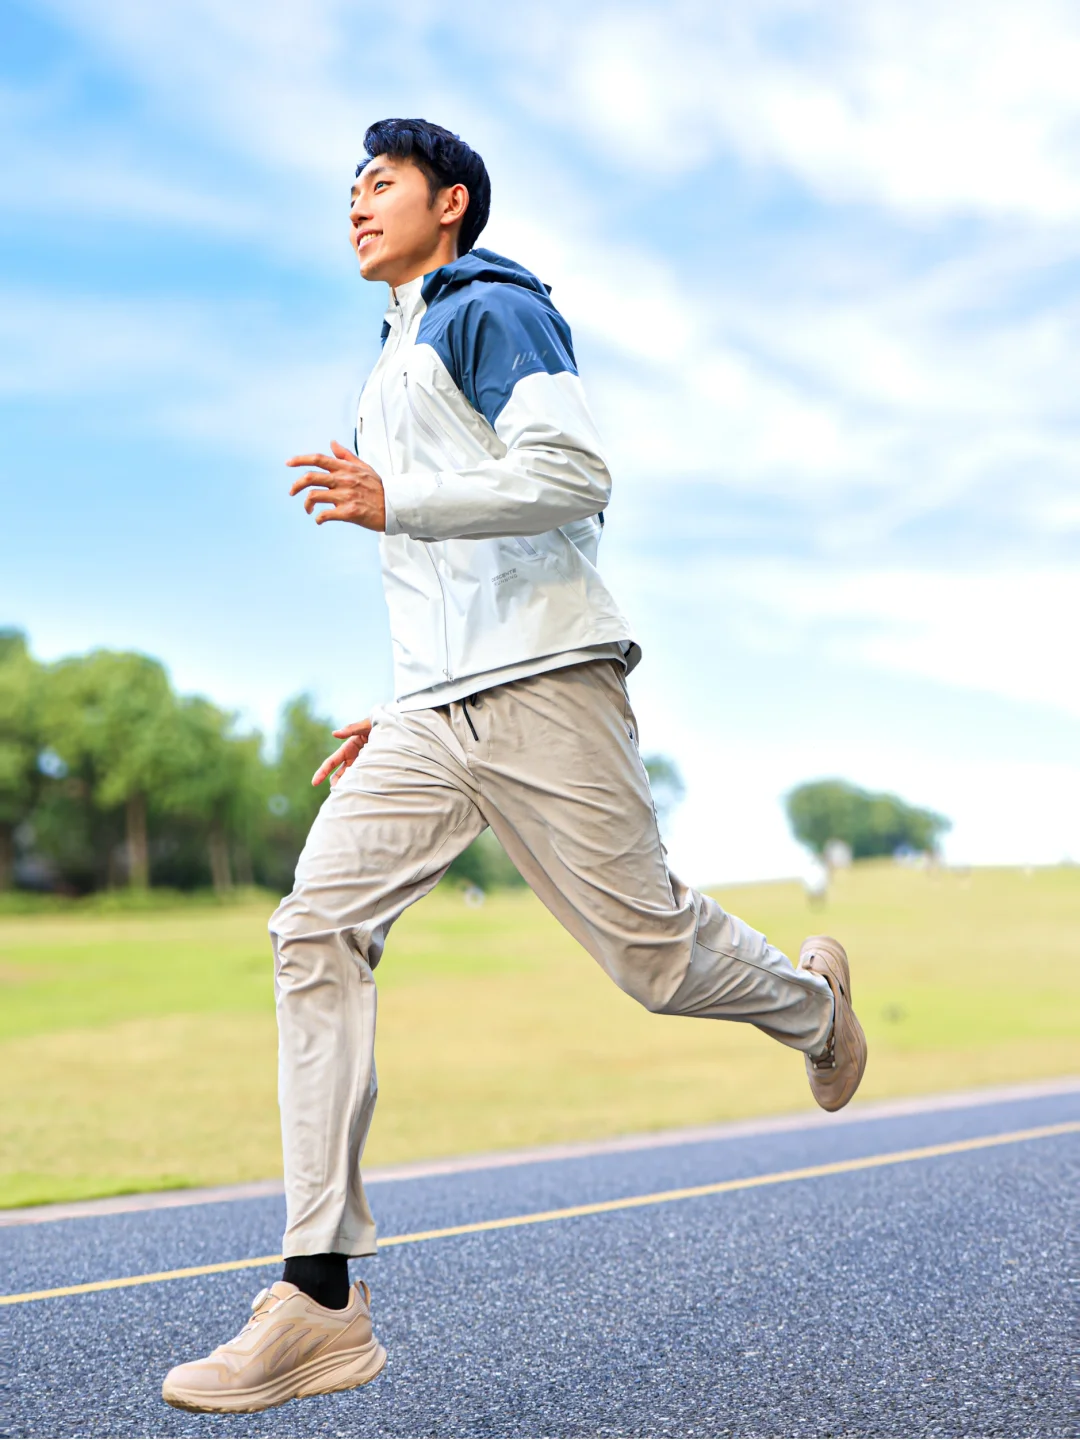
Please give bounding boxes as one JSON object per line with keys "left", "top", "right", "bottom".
{"left": 1, "top": 863, "right": 1077, "bottom": 1209}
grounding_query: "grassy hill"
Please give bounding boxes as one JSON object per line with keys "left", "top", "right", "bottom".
{"left": 1, "top": 862, "right": 1077, "bottom": 1208}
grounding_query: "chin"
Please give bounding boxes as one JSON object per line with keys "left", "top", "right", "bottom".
{"left": 358, "top": 251, "right": 389, "bottom": 282}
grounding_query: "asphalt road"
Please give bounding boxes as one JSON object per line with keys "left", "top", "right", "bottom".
{"left": 2, "top": 1087, "right": 1076, "bottom": 1439}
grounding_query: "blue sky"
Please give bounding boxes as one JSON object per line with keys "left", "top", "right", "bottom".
{"left": 2, "top": 0, "right": 1079, "bottom": 883}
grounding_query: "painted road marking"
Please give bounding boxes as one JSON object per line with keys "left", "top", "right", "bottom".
{"left": 2, "top": 1121, "right": 1076, "bottom": 1307}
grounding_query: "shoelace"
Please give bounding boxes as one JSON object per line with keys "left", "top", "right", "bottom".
{"left": 222, "top": 1287, "right": 279, "bottom": 1347}
{"left": 804, "top": 953, "right": 842, "bottom": 1071}
{"left": 808, "top": 1031, "right": 836, "bottom": 1071}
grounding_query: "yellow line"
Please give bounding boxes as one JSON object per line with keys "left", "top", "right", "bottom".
{"left": 0, "top": 1252, "right": 285, "bottom": 1305}
{"left": 2, "top": 1120, "right": 1075, "bottom": 1308}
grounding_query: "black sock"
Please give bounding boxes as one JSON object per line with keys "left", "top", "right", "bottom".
{"left": 282, "top": 1253, "right": 350, "bottom": 1310}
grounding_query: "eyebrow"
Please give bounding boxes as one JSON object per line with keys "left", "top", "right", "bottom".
{"left": 351, "top": 163, "right": 391, "bottom": 197}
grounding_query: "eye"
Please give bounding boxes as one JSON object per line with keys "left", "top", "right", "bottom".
{"left": 374, "top": 180, "right": 389, "bottom": 191}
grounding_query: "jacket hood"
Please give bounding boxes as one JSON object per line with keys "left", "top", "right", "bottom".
{"left": 420, "top": 248, "right": 551, "bottom": 306}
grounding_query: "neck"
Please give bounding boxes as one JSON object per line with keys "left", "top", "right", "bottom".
{"left": 386, "top": 235, "right": 460, "bottom": 294}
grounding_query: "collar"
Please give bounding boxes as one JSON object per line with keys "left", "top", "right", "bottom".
{"left": 385, "top": 273, "right": 426, "bottom": 328}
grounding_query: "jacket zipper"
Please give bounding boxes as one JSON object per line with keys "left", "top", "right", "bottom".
{"left": 425, "top": 548, "right": 452, "bottom": 682}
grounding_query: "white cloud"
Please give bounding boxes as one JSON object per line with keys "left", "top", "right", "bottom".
{"left": 6, "top": 0, "right": 1078, "bottom": 885}
{"left": 549, "top": 0, "right": 1080, "bottom": 223}
{"left": 0, "top": 291, "right": 208, "bottom": 396}
{"left": 639, "top": 558, "right": 1080, "bottom": 721}
{"left": 0, "top": 126, "right": 256, "bottom": 237}
{"left": 43, "top": 0, "right": 1080, "bottom": 227}
{"left": 14, "top": 2, "right": 1080, "bottom": 555}
{"left": 40, "top": 0, "right": 463, "bottom": 187}
{"left": 0, "top": 289, "right": 365, "bottom": 459}
{"left": 662, "top": 737, "right": 1080, "bottom": 886}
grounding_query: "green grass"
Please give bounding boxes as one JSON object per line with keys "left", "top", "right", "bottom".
{"left": 0, "top": 863, "right": 1077, "bottom": 1209}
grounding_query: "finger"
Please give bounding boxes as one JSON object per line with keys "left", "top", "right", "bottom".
{"left": 314, "top": 505, "right": 351, "bottom": 524}
{"left": 332, "top": 721, "right": 372, "bottom": 739}
{"left": 312, "top": 741, "right": 352, "bottom": 784}
{"left": 311, "top": 758, "right": 336, "bottom": 785}
{"left": 330, "top": 439, "right": 359, "bottom": 460}
{"left": 286, "top": 452, "right": 341, "bottom": 472}
{"left": 304, "top": 489, "right": 338, "bottom": 515}
{"left": 289, "top": 472, "right": 335, "bottom": 496}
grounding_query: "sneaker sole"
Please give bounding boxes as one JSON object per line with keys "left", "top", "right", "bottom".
{"left": 162, "top": 1338, "right": 387, "bottom": 1413}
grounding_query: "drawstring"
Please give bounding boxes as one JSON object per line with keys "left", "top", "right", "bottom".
{"left": 461, "top": 696, "right": 479, "bottom": 742}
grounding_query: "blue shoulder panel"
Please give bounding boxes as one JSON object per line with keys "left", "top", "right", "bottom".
{"left": 418, "top": 278, "right": 578, "bottom": 429}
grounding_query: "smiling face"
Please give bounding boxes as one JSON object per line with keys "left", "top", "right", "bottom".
{"left": 349, "top": 155, "right": 469, "bottom": 289}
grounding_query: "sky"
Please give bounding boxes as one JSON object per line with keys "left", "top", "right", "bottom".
{"left": 2, "top": 0, "right": 1079, "bottom": 884}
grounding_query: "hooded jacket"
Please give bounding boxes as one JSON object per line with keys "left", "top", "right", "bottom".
{"left": 354, "top": 248, "right": 639, "bottom": 706}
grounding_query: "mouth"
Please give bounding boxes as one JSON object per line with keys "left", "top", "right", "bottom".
{"left": 356, "top": 230, "right": 381, "bottom": 252}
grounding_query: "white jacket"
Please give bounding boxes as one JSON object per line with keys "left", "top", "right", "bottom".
{"left": 354, "top": 249, "right": 639, "bottom": 704}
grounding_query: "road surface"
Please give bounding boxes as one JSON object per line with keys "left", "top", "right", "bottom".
{"left": 3, "top": 1083, "right": 1076, "bottom": 1438}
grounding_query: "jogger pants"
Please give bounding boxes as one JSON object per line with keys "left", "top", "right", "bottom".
{"left": 269, "top": 660, "right": 833, "bottom": 1257}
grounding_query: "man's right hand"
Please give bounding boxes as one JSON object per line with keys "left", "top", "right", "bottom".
{"left": 312, "top": 719, "right": 373, "bottom": 787}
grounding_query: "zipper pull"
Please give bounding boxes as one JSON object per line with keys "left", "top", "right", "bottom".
{"left": 403, "top": 372, "right": 408, "bottom": 387}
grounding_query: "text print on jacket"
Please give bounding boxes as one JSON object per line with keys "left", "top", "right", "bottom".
{"left": 354, "top": 249, "right": 639, "bottom": 704}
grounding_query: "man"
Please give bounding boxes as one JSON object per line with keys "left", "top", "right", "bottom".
{"left": 162, "top": 118, "right": 866, "bottom": 1415}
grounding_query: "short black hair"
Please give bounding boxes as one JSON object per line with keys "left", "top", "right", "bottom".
{"left": 357, "top": 119, "right": 491, "bottom": 255}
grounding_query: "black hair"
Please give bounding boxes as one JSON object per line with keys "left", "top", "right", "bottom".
{"left": 357, "top": 118, "right": 491, "bottom": 255}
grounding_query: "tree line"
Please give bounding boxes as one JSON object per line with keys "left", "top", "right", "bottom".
{"left": 785, "top": 778, "right": 950, "bottom": 860}
{"left": 0, "top": 630, "right": 351, "bottom": 895}
{"left": 1, "top": 630, "right": 689, "bottom": 898}
{"left": 4, "top": 623, "right": 944, "bottom": 897}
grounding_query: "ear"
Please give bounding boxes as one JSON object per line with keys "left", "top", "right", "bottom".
{"left": 440, "top": 182, "right": 469, "bottom": 229}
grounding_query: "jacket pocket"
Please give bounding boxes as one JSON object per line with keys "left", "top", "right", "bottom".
{"left": 560, "top": 514, "right": 602, "bottom": 563}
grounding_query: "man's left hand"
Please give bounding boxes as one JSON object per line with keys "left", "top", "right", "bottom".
{"left": 287, "top": 441, "right": 386, "bottom": 531}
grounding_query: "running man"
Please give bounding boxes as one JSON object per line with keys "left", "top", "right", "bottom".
{"left": 162, "top": 118, "right": 867, "bottom": 1415}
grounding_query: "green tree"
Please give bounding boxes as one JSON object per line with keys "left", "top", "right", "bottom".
{"left": 0, "top": 630, "right": 42, "bottom": 890}
{"left": 272, "top": 695, "right": 336, "bottom": 829}
{"left": 785, "top": 778, "right": 950, "bottom": 860}
{"left": 44, "top": 651, "right": 177, "bottom": 888}
{"left": 158, "top": 697, "right": 264, "bottom": 894}
{"left": 446, "top": 830, "right": 524, "bottom": 890}
{"left": 259, "top": 695, "right": 338, "bottom": 892}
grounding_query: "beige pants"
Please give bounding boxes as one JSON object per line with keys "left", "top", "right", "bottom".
{"left": 269, "top": 660, "right": 833, "bottom": 1257}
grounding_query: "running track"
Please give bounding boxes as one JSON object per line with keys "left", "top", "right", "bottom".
{"left": 2, "top": 1081, "right": 1076, "bottom": 1438}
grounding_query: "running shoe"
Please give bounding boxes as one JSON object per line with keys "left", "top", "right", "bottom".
{"left": 161, "top": 1278, "right": 385, "bottom": 1413}
{"left": 799, "top": 935, "right": 867, "bottom": 1111}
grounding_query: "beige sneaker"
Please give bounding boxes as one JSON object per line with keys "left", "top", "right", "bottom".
{"left": 161, "top": 1279, "right": 386, "bottom": 1414}
{"left": 799, "top": 935, "right": 867, "bottom": 1112}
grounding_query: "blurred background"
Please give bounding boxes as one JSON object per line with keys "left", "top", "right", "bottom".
{"left": 1, "top": 1, "right": 1077, "bottom": 1210}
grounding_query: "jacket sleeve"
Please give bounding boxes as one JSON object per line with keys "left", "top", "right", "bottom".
{"left": 381, "top": 286, "right": 611, "bottom": 542}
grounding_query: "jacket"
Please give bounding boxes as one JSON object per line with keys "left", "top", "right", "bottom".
{"left": 353, "top": 248, "right": 639, "bottom": 703}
